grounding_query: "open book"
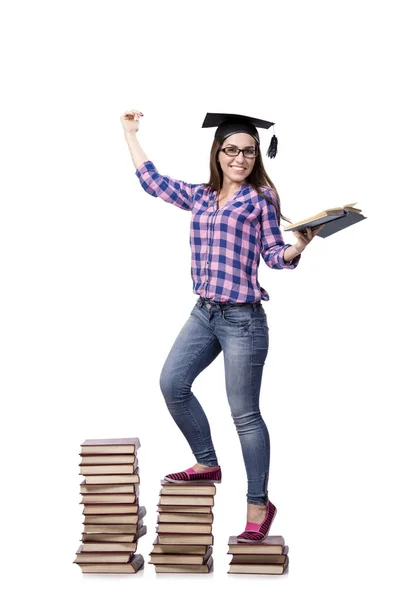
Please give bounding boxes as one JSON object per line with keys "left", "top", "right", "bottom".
{"left": 283, "top": 203, "right": 366, "bottom": 238}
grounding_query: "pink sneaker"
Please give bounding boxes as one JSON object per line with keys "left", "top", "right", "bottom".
{"left": 164, "top": 466, "right": 222, "bottom": 484}
{"left": 237, "top": 500, "right": 277, "bottom": 542}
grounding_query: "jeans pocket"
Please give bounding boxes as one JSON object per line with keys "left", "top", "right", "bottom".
{"left": 222, "top": 306, "right": 253, "bottom": 327}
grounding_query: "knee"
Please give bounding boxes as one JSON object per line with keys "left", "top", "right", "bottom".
{"left": 159, "top": 365, "right": 190, "bottom": 404}
{"left": 231, "top": 410, "right": 263, "bottom": 434}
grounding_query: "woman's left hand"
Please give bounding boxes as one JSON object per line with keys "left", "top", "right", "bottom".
{"left": 292, "top": 225, "right": 325, "bottom": 253}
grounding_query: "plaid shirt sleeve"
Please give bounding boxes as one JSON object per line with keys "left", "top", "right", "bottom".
{"left": 260, "top": 189, "right": 301, "bottom": 270}
{"left": 135, "top": 160, "right": 201, "bottom": 211}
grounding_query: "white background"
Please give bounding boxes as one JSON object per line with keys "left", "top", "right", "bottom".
{"left": 1, "top": 0, "right": 399, "bottom": 598}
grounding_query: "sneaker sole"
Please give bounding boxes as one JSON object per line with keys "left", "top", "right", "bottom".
{"left": 237, "top": 507, "right": 277, "bottom": 543}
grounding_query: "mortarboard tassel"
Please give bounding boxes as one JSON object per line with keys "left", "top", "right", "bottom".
{"left": 267, "top": 134, "right": 278, "bottom": 158}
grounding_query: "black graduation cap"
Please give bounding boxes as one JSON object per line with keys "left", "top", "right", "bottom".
{"left": 202, "top": 112, "right": 278, "bottom": 158}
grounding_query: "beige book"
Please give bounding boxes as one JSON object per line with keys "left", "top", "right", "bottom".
{"left": 228, "top": 535, "right": 286, "bottom": 554}
{"left": 158, "top": 504, "right": 212, "bottom": 514}
{"left": 149, "top": 547, "right": 212, "bottom": 565}
{"left": 157, "top": 512, "right": 213, "bottom": 524}
{"left": 83, "top": 503, "right": 139, "bottom": 515}
{"left": 80, "top": 481, "right": 138, "bottom": 494}
{"left": 160, "top": 483, "right": 216, "bottom": 496}
{"left": 157, "top": 533, "right": 213, "bottom": 545}
{"left": 80, "top": 454, "right": 137, "bottom": 465}
{"left": 80, "top": 438, "right": 140, "bottom": 455}
{"left": 228, "top": 555, "right": 289, "bottom": 575}
{"left": 80, "top": 494, "right": 136, "bottom": 504}
{"left": 154, "top": 556, "right": 213, "bottom": 573}
{"left": 80, "top": 464, "right": 137, "bottom": 475}
{"left": 74, "top": 545, "right": 131, "bottom": 563}
{"left": 84, "top": 473, "right": 139, "bottom": 484}
{"left": 77, "top": 554, "right": 144, "bottom": 573}
{"left": 151, "top": 536, "right": 208, "bottom": 554}
{"left": 159, "top": 495, "right": 214, "bottom": 506}
{"left": 156, "top": 523, "right": 212, "bottom": 534}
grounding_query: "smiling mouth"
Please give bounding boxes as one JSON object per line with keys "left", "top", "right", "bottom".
{"left": 231, "top": 166, "right": 246, "bottom": 172}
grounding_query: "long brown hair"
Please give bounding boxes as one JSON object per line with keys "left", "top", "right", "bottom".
{"left": 203, "top": 139, "right": 290, "bottom": 225}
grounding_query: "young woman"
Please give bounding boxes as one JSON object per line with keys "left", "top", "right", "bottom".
{"left": 121, "top": 109, "right": 322, "bottom": 542}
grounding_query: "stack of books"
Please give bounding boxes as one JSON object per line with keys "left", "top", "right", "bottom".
{"left": 149, "top": 480, "right": 216, "bottom": 573}
{"left": 227, "top": 535, "right": 289, "bottom": 575}
{"left": 74, "top": 437, "right": 146, "bottom": 574}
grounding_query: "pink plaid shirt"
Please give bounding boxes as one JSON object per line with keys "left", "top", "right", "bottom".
{"left": 136, "top": 160, "right": 300, "bottom": 303}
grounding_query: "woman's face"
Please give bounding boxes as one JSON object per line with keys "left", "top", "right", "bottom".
{"left": 217, "top": 132, "right": 257, "bottom": 186}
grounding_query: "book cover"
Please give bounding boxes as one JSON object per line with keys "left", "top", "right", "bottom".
{"left": 157, "top": 533, "right": 213, "bottom": 545}
{"left": 149, "top": 546, "right": 213, "bottom": 565}
{"left": 80, "top": 454, "right": 137, "bottom": 465}
{"left": 83, "top": 503, "right": 139, "bottom": 515}
{"left": 77, "top": 553, "right": 144, "bottom": 573}
{"left": 80, "top": 463, "right": 138, "bottom": 475}
{"left": 151, "top": 536, "right": 208, "bottom": 554}
{"left": 74, "top": 545, "right": 132, "bottom": 563}
{"left": 156, "top": 523, "right": 212, "bottom": 534}
{"left": 157, "top": 512, "right": 213, "bottom": 524}
{"left": 80, "top": 481, "right": 139, "bottom": 495}
{"left": 80, "top": 438, "right": 140, "bottom": 454}
{"left": 157, "top": 504, "right": 212, "bottom": 514}
{"left": 228, "top": 555, "right": 289, "bottom": 575}
{"left": 228, "top": 535, "right": 285, "bottom": 554}
{"left": 154, "top": 556, "right": 213, "bottom": 573}
{"left": 158, "top": 495, "right": 214, "bottom": 507}
{"left": 81, "top": 525, "right": 146, "bottom": 543}
{"left": 283, "top": 204, "right": 366, "bottom": 237}
{"left": 84, "top": 506, "right": 146, "bottom": 525}
{"left": 80, "top": 493, "right": 137, "bottom": 504}
{"left": 160, "top": 482, "right": 216, "bottom": 496}
{"left": 84, "top": 471, "right": 140, "bottom": 484}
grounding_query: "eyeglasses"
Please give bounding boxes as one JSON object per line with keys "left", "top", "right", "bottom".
{"left": 219, "top": 145, "right": 258, "bottom": 159}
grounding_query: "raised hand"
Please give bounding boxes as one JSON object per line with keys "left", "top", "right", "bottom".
{"left": 120, "top": 109, "right": 144, "bottom": 134}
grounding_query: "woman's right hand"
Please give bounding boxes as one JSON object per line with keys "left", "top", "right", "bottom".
{"left": 120, "top": 109, "right": 144, "bottom": 134}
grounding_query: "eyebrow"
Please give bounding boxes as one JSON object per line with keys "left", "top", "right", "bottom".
{"left": 223, "top": 144, "right": 256, "bottom": 149}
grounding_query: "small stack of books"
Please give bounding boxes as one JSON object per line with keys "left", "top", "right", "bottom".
{"left": 148, "top": 480, "right": 216, "bottom": 573}
{"left": 74, "top": 437, "right": 146, "bottom": 574}
{"left": 227, "top": 535, "right": 289, "bottom": 575}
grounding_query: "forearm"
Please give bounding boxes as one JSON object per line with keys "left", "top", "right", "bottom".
{"left": 283, "top": 243, "right": 302, "bottom": 263}
{"left": 124, "top": 131, "right": 149, "bottom": 170}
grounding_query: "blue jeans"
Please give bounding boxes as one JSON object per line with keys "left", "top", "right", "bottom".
{"left": 159, "top": 298, "right": 270, "bottom": 505}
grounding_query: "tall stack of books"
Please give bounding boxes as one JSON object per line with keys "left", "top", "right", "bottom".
{"left": 149, "top": 480, "right": 216, "bottom": 573}
{"left": 227, "top": 535, "right": 289, "bottom": 575}
{"left": 74, "top": 437, "right": 146, "bottom": 574}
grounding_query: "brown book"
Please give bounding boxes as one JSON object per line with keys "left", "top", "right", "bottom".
{"left": 80, "top": 493, "right": 137, "bottom": 504}
{"left": 157, "top": 512, "right": 213, "bottom": 524}
{"left": 158, "top": 504, "right": 212, "bottom": 514}
{"left": 160, "top": 481, "right": 216, "bottom": 496}
{"left": 84, "top": 506, "right": 146, "bottom": 525}
{"left": 77, "top": 553, "right": 144, "bottom": 574}
{"left": 228, "top": 555, "right": 289, "bottom": 575}
{"left": 154, "top": 556, "right": 213, "bottom": 573}
{"left": 80, "top": 454, "right": 137, "bottom": 465}
{"left": 80, "top": 438, "right": 140, "bottom": 455}
{"left": 157, "top": 533, "right": 213, "bottom": 545}
{"left": 81, "top": 541, "right": 138, "bottom": 552}
{"left": 74, "top": 545, "right": 132, "bottom": 563}
{"left": 229, "top": 547, "right": 289, "bottom": 564}
{"left": 228, "top": 535, "right": 286, "bottom": 555}
{"left": 283, "top": 203, "right": 366, "bottom": 238}
{"left": 80, "top": 481, "right": 139, "bottom": 495}
{"left": 151, "top": 536, "right": 208, "bottom": 554}
{"left": 149, "top": 546, "right": 212, "bottom": 565}
{"left": 84, "top": 472, "right": 139, "bottom": 484}
{"left": 80, "top": 463, "right": 138, "bottom": 475}
{"left": 83, "top": 503, "right": 139, "bottom": 515}
{"left": 83, "top": 523, "right": 141, "bottom": 534}
{"left": 81, "top": 525, "right": 146, "bottom": 543}
{"left": 159, "top": 495, "right": 214, "bottom": 507}
{"left": 156, "top": 523, "right": 212, "bottom": 534}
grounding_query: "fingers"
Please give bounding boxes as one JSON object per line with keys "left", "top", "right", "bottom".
{"left": 121, "top": 109, "right": 144, "bottom": 121}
